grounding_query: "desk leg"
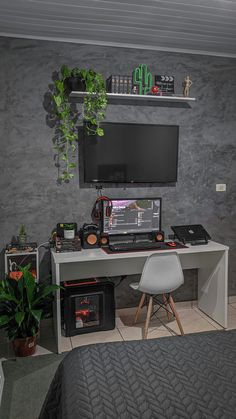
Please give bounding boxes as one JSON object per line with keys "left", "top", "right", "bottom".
{"left": 52, "top": 261, "right": 62, "bottom": 354}
{"left": 198, "top": 250, "right": 228, "bottom": 328}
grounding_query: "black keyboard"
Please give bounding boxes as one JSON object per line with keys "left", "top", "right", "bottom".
{"left": 109, "top": 241, "right": 162, "bottom": 252}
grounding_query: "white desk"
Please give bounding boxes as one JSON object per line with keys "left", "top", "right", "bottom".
{"left": 51, "top": 241, "right": 229, "bottom": 353}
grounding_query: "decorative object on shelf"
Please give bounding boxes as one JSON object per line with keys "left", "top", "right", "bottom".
{"left": 5, "top": 246, "right": 38, "bottom": 281}
{"left": 183, "top": 75, "right": 193, "bottom": 97}
{"left": 6, "top": 242, "right": 37, "bottom": 253}
{"left": 151, "top": 85, "right": 159, "bottom": 95}
{"left": 48, "top": 65, "right": 107, "bottom": 183}
{"left": 106, "top": 75, "right": 132, "bottom": 94}
{"left": 56, "top": 222, "right": 77, "bottom": 240}
{"left": 154, "top": 75, "right": 175, "bottom": 94}
{"left": 132, "top": 85, "right": 138, "bottom": 94}
{"left": 132, "top": 64, "right": 153, "bottom": 95}
{"left": 54, "top": 222, "right": 81, "bottom": 252}
{"left": 0, "top": 264, "right": 61, "bottom": 356}
{"left": 18, "top": 224, "right": 27, "bottom": 246}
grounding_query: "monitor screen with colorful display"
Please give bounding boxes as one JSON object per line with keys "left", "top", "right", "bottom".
{"left": 102, "top": 198, "right": 161, "bottom": 235}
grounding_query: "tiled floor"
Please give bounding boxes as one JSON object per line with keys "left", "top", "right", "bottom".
{"left": 1, "top": 298, "right": 236, "bottom": 358}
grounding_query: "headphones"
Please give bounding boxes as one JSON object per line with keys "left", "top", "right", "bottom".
{"left": 91, "top": 196, "right": 113, "bottom": 224}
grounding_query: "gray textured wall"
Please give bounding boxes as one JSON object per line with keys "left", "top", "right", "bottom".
{"left": 0, "top": 37, "right": 236, "bottom": 308}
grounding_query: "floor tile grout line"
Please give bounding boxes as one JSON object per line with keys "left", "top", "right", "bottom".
{"left": 192, "top": 307, "right": 223, "bottom": 330}
{"left": 69, "top": 337, "right": 73, "bottom": 350}
{"left": 116, "top": 327, "right": 125, "bottom": 341}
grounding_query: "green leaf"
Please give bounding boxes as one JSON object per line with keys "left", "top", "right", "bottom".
{"left": 61, "top": 65, "right": 71, "bottom": 80}
{"left": 33, "top": 285, "right": 61, "bottom": 306}
{"left": 30, "top": 309, "right": 43, "bottom": 324}
{"left": 21, "top": 267, "right": 36, "bottom": 307}
{"left": 17, "top": 276, "right": 24, "bottom": 296}
{"left": 0, "top": 292, "right": 19, "bottom": 304}
{"left": 97, "top": 128, "right": 104, "bottom": 136}
{"left": 54, "top": 80, "right": 64, "bottom": 94}
{"left": 15, "top": 311, "right": 25, "bottom": 326}
{"left": 53, "top": 95, "right": 62, "bottom": 107}
{"left": 0, "top": 315, "right": 11, "bottom": 326}
{"left": 71, "top": 144, "right": 77, "bottom": 152}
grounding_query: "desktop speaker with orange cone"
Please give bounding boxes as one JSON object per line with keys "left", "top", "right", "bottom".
{"left": 80, "top": 224, "right": 100, "bottom": 249}
{"left": 152, "top": 230, "right": 165, "bottom": 242}
{"left": 100, "top": 233, "right": 109, "bottom": 247}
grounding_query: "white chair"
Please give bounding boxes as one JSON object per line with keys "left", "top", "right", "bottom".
{"left": 129, "top": 252, "right": 184, "bottom": 339}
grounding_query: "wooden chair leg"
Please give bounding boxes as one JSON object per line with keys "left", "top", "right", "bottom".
{"left": 134, "top": 293, "right": 146, "bottom": 324}
{"left": 144, "top": 296, "right": 153, "bottom": 339}
{"left": 163, "top": 293, "right": 172, "bottom": 320}
{"left": 169, "top": 294, "right": 184, "bottom": 336}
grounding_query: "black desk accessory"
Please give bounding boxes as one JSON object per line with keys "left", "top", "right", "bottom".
{"left": 55, "top": 236, "right": 81, "bottom": 252}
{"left": 104, "top": 241, "right": 187, "bottom": 254}
{"left": 171, "top": 224, "right": 211, "bottom": 245}
{"left": 80, "top": 223, "right": 100, "bottom": 249}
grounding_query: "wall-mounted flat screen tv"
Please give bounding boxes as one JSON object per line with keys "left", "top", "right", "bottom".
{"left": 83, "top": 122, "right": 179, "bottom": 184}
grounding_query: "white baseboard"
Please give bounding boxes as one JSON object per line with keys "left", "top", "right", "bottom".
{"left": 0, "top": 360, "right": 4, "bottom": 405}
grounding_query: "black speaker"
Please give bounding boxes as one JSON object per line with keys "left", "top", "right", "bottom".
{"left": 100, "top": 233, "right": 109, "bottom": 247}
{"left": 152, "top": 230, "right": 165, "bottom": 242}
{"left": 80, "top": 224, "right": 100, "bottom": 249}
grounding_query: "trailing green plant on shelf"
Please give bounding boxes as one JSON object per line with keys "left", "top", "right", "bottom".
{"left": 50, "top": 65, "right": 107, "bottom": 183}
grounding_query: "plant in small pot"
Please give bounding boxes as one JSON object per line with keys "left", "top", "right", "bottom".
{"left": 0, "top": 265, "right": 61, "bottom": 357}
{"left": 50, "top": 65, "right": 107, "bottom": 183}
{"left": 18, "top": 224, "right": 27, "bottom": 246}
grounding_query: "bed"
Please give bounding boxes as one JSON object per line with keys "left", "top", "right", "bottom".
{"left": 39, "top": 330, "right": 236, "bottom": 419}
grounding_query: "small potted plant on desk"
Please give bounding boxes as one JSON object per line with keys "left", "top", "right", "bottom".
{"left": 18, "top": 224, "right": 27, "bottom": 246}
{"left": 0, "top": 265, "right": 61, "bottom": 357}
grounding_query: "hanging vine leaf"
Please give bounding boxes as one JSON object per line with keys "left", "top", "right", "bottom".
{"left": 48, "top": 65, "right": 107, "bottom": 183}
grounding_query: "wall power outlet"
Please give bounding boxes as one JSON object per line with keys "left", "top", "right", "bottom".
{"left": 216, "top": 184, "right": 226, "bottom": 192}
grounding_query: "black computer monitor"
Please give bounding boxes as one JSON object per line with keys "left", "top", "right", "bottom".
{"left": 102, "top": 198, "right": 162, "bottom": 235}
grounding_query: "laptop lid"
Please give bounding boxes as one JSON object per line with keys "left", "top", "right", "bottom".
{"left": 171, "top": 224, "right": 211, "bottom": 244}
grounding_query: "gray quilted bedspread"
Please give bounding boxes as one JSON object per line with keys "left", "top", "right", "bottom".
{"left": 39, "top": 330, "right": 236, "bottom": 419}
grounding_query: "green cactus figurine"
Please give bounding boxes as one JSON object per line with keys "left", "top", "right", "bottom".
{"left": 132, "top": 64, "right": 153, "bottom": 95}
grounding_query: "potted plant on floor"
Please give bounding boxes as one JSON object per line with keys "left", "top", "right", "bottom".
{"left": 0, "top": 265, "right": 61, "bottom": 357}
{"left": 50, "top": 65, "right": 107, "bottom": 183}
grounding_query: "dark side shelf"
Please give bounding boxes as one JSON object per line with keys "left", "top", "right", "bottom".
{"left": 69, "top": 91, "right": 196, "bottom": 108}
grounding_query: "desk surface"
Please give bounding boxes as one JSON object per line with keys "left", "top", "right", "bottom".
{"left": 51, "top": 241, "right": 229, "bottom": 264}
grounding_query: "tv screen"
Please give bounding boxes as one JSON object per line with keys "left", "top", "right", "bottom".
{"left": 83, "top": 122, "right": 179, "bottom": 183}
